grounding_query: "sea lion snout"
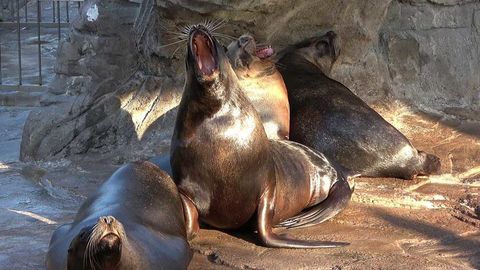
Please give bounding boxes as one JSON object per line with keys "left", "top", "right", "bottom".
{"left": 99, "top": 215, "right": 116, "bottom": 225}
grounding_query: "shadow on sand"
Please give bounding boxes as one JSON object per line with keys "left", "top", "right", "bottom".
{"left": 373, "top": 208, "right": 480, "bottom": 269}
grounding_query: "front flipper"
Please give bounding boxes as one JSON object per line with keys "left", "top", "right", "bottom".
{"left": 275, "top": 178, "right": 354, "bottom": 229}
{"left": 257, "top": 185, "right": 349, "bottom": 249}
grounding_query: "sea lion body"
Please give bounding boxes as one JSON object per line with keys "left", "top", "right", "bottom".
{"left": 277, "top": 31, "right": 441, "bottom": 179}
{"left": 227, "top": 34, "right": 290, "bottom": 140}
{"left": 45, "top": 161, "right": 192, "bottom": 270}
{"left": 171, "top": 24, "right": 352, "bottom": 248}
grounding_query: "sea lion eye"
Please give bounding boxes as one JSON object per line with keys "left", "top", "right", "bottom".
{"left": 315, "top": 41, "right": 329, "bottom": 55}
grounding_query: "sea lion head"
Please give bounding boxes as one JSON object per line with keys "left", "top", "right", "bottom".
{"left": 226, "top": 34, "right": 276, "bottom": 79}
{"left": 279, "top": 31, "right": 339, "bottom": 74}
{"left": 185, "top": 24, "right": 235, "bottom": 87}
{"left": 67, "top": 216, "right": 126, "bottom": 270}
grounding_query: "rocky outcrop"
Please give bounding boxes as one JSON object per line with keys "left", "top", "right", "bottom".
{"left": 20, "top": 0, "right": 480, "bottom": 161}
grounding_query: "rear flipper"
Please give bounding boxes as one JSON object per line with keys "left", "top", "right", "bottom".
{"left": 257, "top": 184, "right": 349, "bottom": 249}
{"left": 275, "top": 176, "right": 355, "bottom": 229}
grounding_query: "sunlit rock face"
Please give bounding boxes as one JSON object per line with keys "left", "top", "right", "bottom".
{"left": 20, "top": 0, "right": 480, "bottom": 161}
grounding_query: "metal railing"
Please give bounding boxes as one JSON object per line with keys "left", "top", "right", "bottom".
{"left": 0, "top": 0, "right": 83, "bottom": 91}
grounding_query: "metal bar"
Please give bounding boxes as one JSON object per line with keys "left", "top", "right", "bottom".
{"left": 17, "top": 0, "right": 22, "bottom": 85}
{"left": 10, "top": 0, "right": 14, "bottom": 19}
{"left": 0, "top": 84, "right": 47, "bottom": 91}
{"left": 57, "top": 0, "right": 60, "bottom": 40}
{"left": 0, "top": 21, "right": 70, "bottom": 27}
{"left": 52, "top": 0, "right": 54, "bottom": 22}
{"left": 66, "top": 0, "right": 69, "bottom": 23}
{"left": 37, "top": 0, "right": 42, "bottom": 85}
{"left": 77, "top": 1, "right": 80, "bottom": 14}
{"left": 0, "top": 42, "right": 2, "bottom": 85}
{"left": 1, "top": 0, "right": 4, "bottom": 20}
{"left": 24, "top": 0, "right": 27, "bottom": 22}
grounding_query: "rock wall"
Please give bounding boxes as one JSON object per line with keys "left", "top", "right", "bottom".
{"left": 20, "top": 0, "right": 480, "bottom": 161}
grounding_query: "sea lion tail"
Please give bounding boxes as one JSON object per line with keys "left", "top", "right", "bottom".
{"left": 418, "top": 151, "right": 441, "bottom": 175}
{"left": 274, "top": 173, "right": 359, "bottom": 229}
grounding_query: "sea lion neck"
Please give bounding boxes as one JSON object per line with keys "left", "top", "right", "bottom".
{"left": 278, "top": 51, "right": 321, "bottom": 77}
{"left": 184, "top": 54, "right": 243, "bottom": 111}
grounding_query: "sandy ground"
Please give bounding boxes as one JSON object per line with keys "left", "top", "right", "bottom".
{"left": 0, "top": 101, "right": 479, "bottom": 270}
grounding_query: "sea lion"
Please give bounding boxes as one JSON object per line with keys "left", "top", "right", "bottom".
{"left": 226, "top": 34, "right": 290, "bottom": 140}
{"left": 45, "top": 161, "right": 192, "bottom": 270}
{"left": 170, "top": 23, "right": 354, "bottom": 248}
{"left": 276, "top": 31, "right": 441, "bottom": 180}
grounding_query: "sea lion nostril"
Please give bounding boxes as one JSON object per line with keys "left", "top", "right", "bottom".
{"left": 106, "top": 216, "right": 115, "bottom": 225}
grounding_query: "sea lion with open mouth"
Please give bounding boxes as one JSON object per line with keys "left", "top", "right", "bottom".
{"left": 276, "top": 31, "right": 441, "bottom": 180}
{"left": 45, "top": 161, "right": 192, "bottom": 270}
{"left": 226, "top": 34, "right": 290, "bottom": 140}
{"left": 171, "top": 24, "right": 355, "bottom": 248}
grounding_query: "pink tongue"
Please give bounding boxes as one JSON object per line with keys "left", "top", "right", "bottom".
{"left": 256, "top": 47, "right": 274, "bottom": 59}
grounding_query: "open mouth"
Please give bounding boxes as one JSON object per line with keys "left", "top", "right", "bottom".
{"left": 191, "top": 30, "right": 217, "bottom": 76}
{"left": 255, "top": 45, "right": 274, "bottom": 59}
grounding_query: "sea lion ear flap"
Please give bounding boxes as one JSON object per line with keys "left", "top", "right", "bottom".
{"left": 326, "top": 30, "right": 340, "bottom": 60}
{"left": 319, "top": 30, "right": 339, "bottom": 61}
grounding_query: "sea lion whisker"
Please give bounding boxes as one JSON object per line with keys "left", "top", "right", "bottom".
{"left": 205, "top": 18, "right": 216, "bottom": 30}
{"left": 210, "top": 18, "right": 226, "bottom": 32}
{"left": 174, "top": 24, "right": 190, "bottom": 36}
{"left": 159, "top": 39, "right": 188, "bottom": 49}
{"left": 166, "top": 36, "right": 188, "bottom": 42}
{"left": 171, "top": 45, "right": 184, "bottom": 58}
{"left": 204, "top": 19, "right": 214, "bottom": 30}
{"left": 86, "top": 222, "right": 104, "bottom": 270}
{"left": 162, "top": 30, "right": 188, "bottom": 37}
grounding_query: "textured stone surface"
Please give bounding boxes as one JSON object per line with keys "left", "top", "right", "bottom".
{"left": 20, "top": 0, "right": 480, "bottom": 163}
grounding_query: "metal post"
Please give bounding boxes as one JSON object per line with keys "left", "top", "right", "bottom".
{"left": 10, "top": 0, "right": 14, "bottom": 19}
{"left": 52, "top": 0, "right": 55, "bottom": 22}
{"left": 57, "top": 0, "right": 60, "bottom": 40}
{"left": 1, "top": 0, "right": 4, "bottom": 20}
{"left": 77, "top": 1, "right": 80, "bottom": 14}
{"left": 0, "top": 42, "right": 2, "bottom": 85}
{"left": 24, "top": 0, "right": 27, "bottom": 22}
{"left": 16, "top": 0, "right": 22, "bottom": 85}
{"left": 37, "top": 0, "right": 41, "bottom": 85}
{"left": 66, "top": 0, "right": 69, "bottom": 23}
